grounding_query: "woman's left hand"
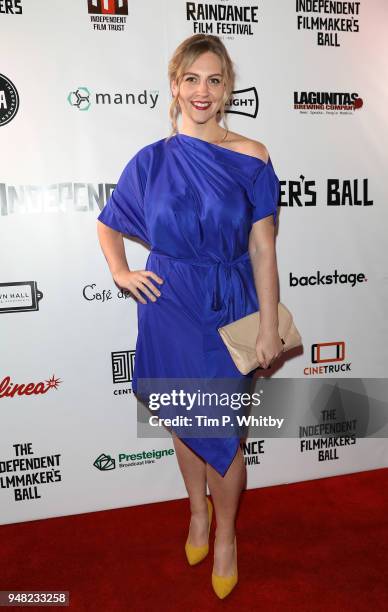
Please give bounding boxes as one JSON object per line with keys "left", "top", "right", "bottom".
{"left": 255, "top": 328, "right": 284, "bottom": 369}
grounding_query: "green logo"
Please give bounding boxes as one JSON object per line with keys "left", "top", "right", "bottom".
{"left": 67, "top": 87, "right": 91, "bottom": 111}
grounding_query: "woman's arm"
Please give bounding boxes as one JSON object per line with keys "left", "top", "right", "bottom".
{"left": 248, "top": 217, "right": 279, "bottom": 330}
{"left": 97, "top": 220, "right": 130, "bottom": 278}
{"left": 248, "top": 217, "right": 283, "bottom": 368}
{"left": 97, "top": 220, "right": 163, "bottom": 304}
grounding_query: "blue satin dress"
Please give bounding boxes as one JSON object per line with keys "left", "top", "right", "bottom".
{"left": 97, "top": 133, "right": 280, "bottom": 477}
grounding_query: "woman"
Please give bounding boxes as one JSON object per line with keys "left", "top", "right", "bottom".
{"left": 97, "top": 34, "right": 283, "bottom": 599}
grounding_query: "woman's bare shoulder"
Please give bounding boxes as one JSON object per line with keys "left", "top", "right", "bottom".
{"left": 225, "top": 130, "right": 270, "bottom": 163}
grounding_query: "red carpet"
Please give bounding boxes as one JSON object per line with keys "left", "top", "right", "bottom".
{"left": 1, "top": 468, "right": 388, "bottom": 611}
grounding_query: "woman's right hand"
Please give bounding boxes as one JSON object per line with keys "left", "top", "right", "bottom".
{"left": 113, "top": 269, "right": 164, "bottom": 304}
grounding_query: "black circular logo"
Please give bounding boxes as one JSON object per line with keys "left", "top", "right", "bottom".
{"left": 0, "top": 74, "right": 19, "bottom": 127}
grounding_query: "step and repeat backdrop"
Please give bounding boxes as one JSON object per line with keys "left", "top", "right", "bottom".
{"left": 1, "top": 0, "right": 388, "bottom": 525}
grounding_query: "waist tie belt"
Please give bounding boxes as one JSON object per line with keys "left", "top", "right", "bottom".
{"left": 149, "top": 249, "right": 251, "bottom": 312}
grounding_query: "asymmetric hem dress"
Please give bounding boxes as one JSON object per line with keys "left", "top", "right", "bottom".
{"left": 98, "top": 133, "right": 280, "bottom": 477}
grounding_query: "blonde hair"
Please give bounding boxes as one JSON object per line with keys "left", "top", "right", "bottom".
{"left": 166, "top": 34, "right": 235, "bottom": 141}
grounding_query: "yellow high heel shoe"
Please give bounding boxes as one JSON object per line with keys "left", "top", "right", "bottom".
{"left": 211, "top": 535, "right": 238, "bottom": 599}
{"left": 185, "top": 497, "right": 213, "bottom": 565}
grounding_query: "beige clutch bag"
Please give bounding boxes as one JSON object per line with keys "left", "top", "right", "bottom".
{"left": 218, "top": 302, "right": 302, "bottom": 375}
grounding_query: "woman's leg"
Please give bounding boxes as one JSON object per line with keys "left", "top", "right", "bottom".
{"left": 206, "top": 442, "right": 246, "bottom": 575}
{"left": 172, "top": 434, "right": 209, "bottom": 546}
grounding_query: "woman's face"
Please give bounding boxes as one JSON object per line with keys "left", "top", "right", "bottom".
{"left": 171, "top": 51, "right": 226, "bottom": 125}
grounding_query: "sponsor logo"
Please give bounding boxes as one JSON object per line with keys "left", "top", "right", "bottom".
{"left": 312, "top": 341, "right": 345, "bottom": 364}
{"left": 226, "top": 87, "right": 258, "bottom": 118}
{"left": 290, "top": 270, "right": 367, "bottom": 288}
{"left": 111, "top": 350, "right": 136, "bottom": 396}
{"left": 0, "top": 443, "right": 62, "bottom": 501}
{"left": 0, "top": 0, "right": 22, "bottom": 15}
{"left": 186, "top": 2, "right": 259, "bottom": 38}
{"left": 0, "top": 281, "right": 44, "bottom": 314}
{"left": 0, "top": 183, "right": 115, "bottom": 217}
{"left": 93, "top": 453, "right": 116, "bottom": 471}
{"left": 0, "top": 375, "right": 62, "bottom": 399}
{"left": 281, "top": 176, "right": 373, "bottom": 210}
{"left": 87, "top": 0, "right": 128, "bottom": 31}
{"left": 88, "top": 0, "right": 128, "bottom": 14}
{"left": 82, "top": 283, "right": 134, "bottom": 303}
{"left": 304, "top": 341, "right": 352, "bottom": 376}
{"left": 112, "top": 350, "right": 135, "bottom": 385}
{"left": 296, "top": 0, "right": 361, "bottom": 47}
{"left": 241, "top": 439, "right": 265, "bottom": 466}
{"left": 294, "top": 90, "right": 364, "bottom": 115}
{"left": 0, "top": 74, "right": 19, "bottom": 127}
{"left": 298, "top": 382, "right": 362, "bottom": 461}
{"left": 93, "top": 447, "right": 175, "bottom": 470}
{"left": 1, "top": 175, "right": 373, "bottom": 216}
{"left": 67, "top": 87, "right": 91, "bottom": 111}
{"left": 67, "top": 86, "right": 158, "bottom": 110}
